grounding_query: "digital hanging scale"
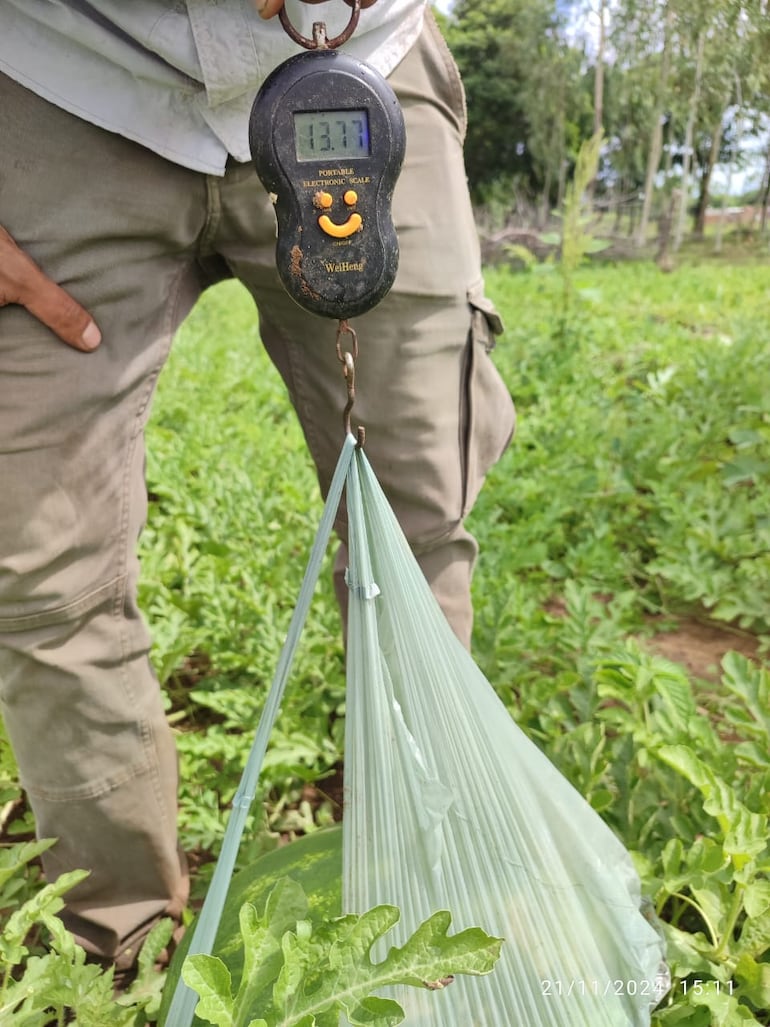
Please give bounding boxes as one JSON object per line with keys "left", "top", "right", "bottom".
{"left": 249, "top": 11, "right": 406, "bottom": 320}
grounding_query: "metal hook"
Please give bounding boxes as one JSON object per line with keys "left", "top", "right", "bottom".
{"left": 342, "top": 350, "right": 356, "bottom": 436}
{"left": 279, "top": 0, "right": 361, "bottom": 51}
{"left": 336, "top": 320, "right": 365, "bottom": 447}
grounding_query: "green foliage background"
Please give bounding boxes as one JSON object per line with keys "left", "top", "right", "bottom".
{"left": 438, "top": 0, "right": 770, "bottom": 233}
{"left": 443, "top": 0, "right": 592, "bottom": 203}
{"left": 1, "top": 247, "right": 769, "bottom": 1023}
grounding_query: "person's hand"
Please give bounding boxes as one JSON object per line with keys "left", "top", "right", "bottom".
{"left": 0, "top": 226, "right": 101, "bottom": 351}
{"left": 255, "top": 0, "right": 377, "bottom": 19}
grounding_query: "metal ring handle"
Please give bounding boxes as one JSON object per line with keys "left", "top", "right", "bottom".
{"left": 279, "top": 0, "right": 361, "bottom": 50}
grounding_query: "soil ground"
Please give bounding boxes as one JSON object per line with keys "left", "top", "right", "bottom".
{"left": 644, "top": 615, "right": 761, "bottom": 681}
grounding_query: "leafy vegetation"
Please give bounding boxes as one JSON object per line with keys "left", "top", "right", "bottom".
{"left": 0, "top": 840, "right": 172, "bottom": 1025}
{"left": 1, "top": 246, "right": 769, "bottom": 1023}
{"left": 180, "top": 878, "right": 500, "bottom": 1027}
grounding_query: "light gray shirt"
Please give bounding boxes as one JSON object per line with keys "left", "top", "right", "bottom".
{"left": 0, "top": 0, "right": 425, "bottom": 174}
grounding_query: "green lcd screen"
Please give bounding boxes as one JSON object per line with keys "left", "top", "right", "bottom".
{"left": 294, "top": 110, "right": 371, "bottom": 162}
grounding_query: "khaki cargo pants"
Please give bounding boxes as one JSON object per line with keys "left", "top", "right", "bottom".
{"left": 0, "top": 14, "right": 514, "bottom": 963}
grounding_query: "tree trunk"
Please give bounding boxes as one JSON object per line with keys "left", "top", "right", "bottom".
{"left": 662, "top": 116, "right": 673, "bottom": 180}
{"left": 715, "top": 73, "right": 743, "bottom": 254}
{"left": 673, "top": 29, "right": 706, "bottom": 251}
{"left": 635, "top": 4, "right": 675, "bottom": 248}
{"left": 538, "top": 166, "right": 552, "bottom": 229}
{"left": 587, "top": 0, "right": 606, "bottom": 205}
{"left": 628, "top": 197, "right": 638, "bottom": 238}
{"left": 554, "top": 85, "right": 567, "bottom": 213}
{"left": 593, "top": 0, "right": 606, "bottom": 138}
{"left": 694, "top": 111, "right": 726, "bottom": 239}
{"left": 759, "top": 137, "right": 770, "bottom": 235}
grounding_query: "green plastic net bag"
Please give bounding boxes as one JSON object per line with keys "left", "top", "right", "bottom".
{"left": 342, "top": 446, "right": 668, "bottom": 1026}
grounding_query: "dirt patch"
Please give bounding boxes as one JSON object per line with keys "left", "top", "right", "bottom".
{"left": 543, "top": 593, "right": 763, "bottom": 681}
{"left": 644, "top": 615, "right": 760, "bottom": 681}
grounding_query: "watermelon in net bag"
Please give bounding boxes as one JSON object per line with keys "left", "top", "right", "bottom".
{"left": 342, "top": 446, "right": 668, "bottom": 1026}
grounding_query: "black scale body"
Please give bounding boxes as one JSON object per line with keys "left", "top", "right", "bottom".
{"left": 249, "top": 48, "right": 406, "bottom": 320}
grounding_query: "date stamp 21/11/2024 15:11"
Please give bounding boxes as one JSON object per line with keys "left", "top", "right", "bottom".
{"left": 540, "top": 978, "right": 735, "bottom": 999}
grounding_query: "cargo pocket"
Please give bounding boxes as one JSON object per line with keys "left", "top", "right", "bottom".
{"left": 461, "top": 287, "right": 516, "bottom": 517}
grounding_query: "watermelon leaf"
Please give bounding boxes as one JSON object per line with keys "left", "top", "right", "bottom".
{"left": 181, "top": 881, "right": 502, "bottom": 1027}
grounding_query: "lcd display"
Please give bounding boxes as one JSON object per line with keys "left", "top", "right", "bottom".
{"left": 294, "top": 109, "right": 371, "bottom": 161}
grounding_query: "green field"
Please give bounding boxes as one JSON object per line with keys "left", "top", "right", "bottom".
{"left": 1, "top": 251, "right": 769, "bottom": 1024}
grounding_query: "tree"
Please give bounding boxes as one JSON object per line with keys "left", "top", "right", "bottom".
{"left": 688, "top": 0, "right": 764, "bottom": 240}
{"left": 520, "top": 28, "right": 587, "bottom": 224}
{"left": 672, "top": 26, "right": 705, "bottom": 250}
{"left": 603, "top": 0, "right": 680, "bottom": 241}
{"left": 446, "top": 0, "right": 588, "bottom": 210}
{"left": 445, "top": 0, "right": 534, "bottom": 201}
{"left": 635, "top": 2, "right": 675, "bottom": 247}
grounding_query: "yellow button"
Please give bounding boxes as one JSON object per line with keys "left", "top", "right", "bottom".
{"left": 344, "top": 190, "right": 358, "bottom": 206}
{"left": 314, "top": 191, "right": 334, "bottom": 210}
{"left": 318, "top": 212, "right": 363, "bottom": 239}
